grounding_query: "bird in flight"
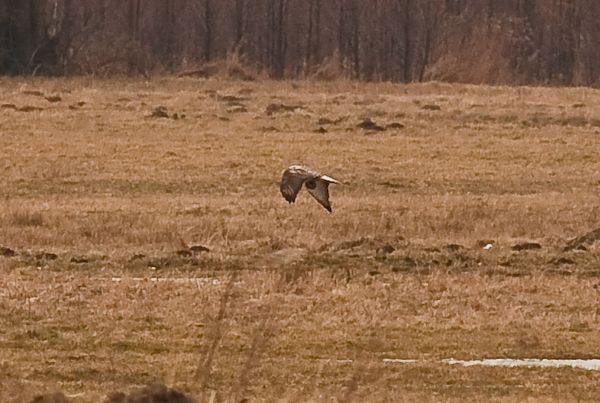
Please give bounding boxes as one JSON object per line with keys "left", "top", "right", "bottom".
{"left": 279, "top": 164, "right": 341, "bottom": 212}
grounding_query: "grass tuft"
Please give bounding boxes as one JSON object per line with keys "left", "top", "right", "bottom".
{"left": 8, "top": 210, "right": 44, "bottom": 227}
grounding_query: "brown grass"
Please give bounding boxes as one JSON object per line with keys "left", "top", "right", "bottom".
{"left": 1, "top": 76, "right": 600, "bottom": 401}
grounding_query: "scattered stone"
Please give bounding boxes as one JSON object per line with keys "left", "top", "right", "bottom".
{"left": 357, "top": 118, "right": 385, "bottom": 131}
{"left": 265, "top": 103, "right": 299, "bottom": 115}
{"left": 476, "top": 240, "right": 495, "bottom": 248}
{"left": 512, "top": 242, "right": 542, "bottom": 251}
{"left": 483, "top": 243, "right": 494, "bottom": 250}
{"left": 422, "top": 104, "right": 441, "bottom": 111}
{"left": 0, "top": 246, "right": 16, "bottom": 257}
{"left": 150, "top": 106, "right": 170, "bottom": 118}
{"left": 190, "top": 245, "right": 210, "bottom": 253}
{"left": 45, "top": 95, "right": 62, "bottom": 103}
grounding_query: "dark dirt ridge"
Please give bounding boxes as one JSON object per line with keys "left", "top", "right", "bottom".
{"left": 30, "top": 384, "right": 196, "bottom": 403}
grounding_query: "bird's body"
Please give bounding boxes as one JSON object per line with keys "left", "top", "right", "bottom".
{"left": 279, "top": 165, "right": 340, "bottom": 212}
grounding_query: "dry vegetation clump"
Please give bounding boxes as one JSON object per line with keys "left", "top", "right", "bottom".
{"left": 312, "top": 51, "right": 347, "bottom": 81}
{"left": 2, "top": 77, "right": 600, "bottom": 401}
{"left": 178, "top": 53, "right": 258, "bottom": 82}
{"left": 6, "top": 210, "right": 45, "bottom": 227}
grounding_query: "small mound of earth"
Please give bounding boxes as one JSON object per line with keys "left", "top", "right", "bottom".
{"left": 265, "top": 103, "right": 300, "bottom": 115}
{"left": 386, "top": 122, "right": 405, "bottom": 129}
{"left": 45, "top": 95, "right": 62, "bottom": 103}
{"left": 149, "top": 106, "right": 185, "bottom": 119}
{"left": 150, "top": 106, "right": 170, "bottom": 118}
{"left": 17, "top": 105, "right": 43, "bottom": 112}
{"left": 218, "top": 94, "right": 248, "bottom": 104}
{"left": 564, "top": 227, "right": 600, "bottom": 251}
{"left": 551, "top": 256, "right": 575, "bottom": 265}
{"left": 391, "top": 256, "right": 417, "bottom": 272}
{"left": 0, "top": 246, "right": 16, "bottom": 257}
{"left": 105, "top": 383, "right": 196, "bottom": 403}
{"left": 318, "top": 116, "right": 346, "bottom": 125}
{"left": 445, "top": 243, "right": 463, "bottom": 252}
{"left": 377, "top": 243, "right": 395, "bottom": 255}
{"left": 174, "top": 245, "right": 209, "bottom": 256}
{"left": 227, "top": 106, "right": 248, "bottom": 113}
{"left": 190, "top": 245, "right": 210, "bottom": 253}
{"left": 357, "top": 118, "right": 385, "bottom": 131}
{"left": 511, "top": 242, "right": 542, "bottom": 251}
{"left": 174, "top": 249, "right": 192, "bottom": 257}
{"left": 70, "top": 256, "right": 89, "bottom": 264}
{"left": 22, "top": 90, "right": 45, "bottom": 97}
{"left": 30, "top": 392, "right": 71, "bottom": 403}
{"left": 318, "top": 117, "right": 335, "bottom": 125}
{"left": 35, "top": 252, "right": 58, "bottom": 260}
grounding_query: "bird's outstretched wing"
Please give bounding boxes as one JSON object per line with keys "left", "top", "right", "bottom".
{"left": 306, "top": 179, "right": 333, "bottom": 212}
{"left": 280, "top": 166, "right": 314, "bottom": 203}
{"left": 280, "top": 165, "right": 340, "bottom": 212}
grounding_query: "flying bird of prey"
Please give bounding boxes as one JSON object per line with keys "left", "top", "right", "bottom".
{"left": 279, "top": 165, "right": 341, "bottom": 212}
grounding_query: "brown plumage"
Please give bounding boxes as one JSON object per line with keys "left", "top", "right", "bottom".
{"left": 279, "top": 165, "right": 341, "bottom": 212}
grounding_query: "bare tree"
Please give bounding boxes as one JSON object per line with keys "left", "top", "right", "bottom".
{"left": 3, "top": 0, "right": 600, "bottom": 86}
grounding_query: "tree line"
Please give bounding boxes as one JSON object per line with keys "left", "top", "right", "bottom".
{"left": 1, "top": 0, "right": 599, "bottom": 85}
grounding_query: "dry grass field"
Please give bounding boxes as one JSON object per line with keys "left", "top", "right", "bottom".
{"left": 2, "top": 76, "right": 600, "bottom": 401}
